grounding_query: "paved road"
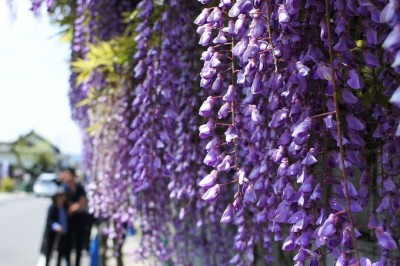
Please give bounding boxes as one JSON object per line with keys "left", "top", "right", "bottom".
{"left": 0, "top": 193, "right": 49, "bottom": 266}
{"left": 0, "top": 193, "right": 147, "bottom": 266}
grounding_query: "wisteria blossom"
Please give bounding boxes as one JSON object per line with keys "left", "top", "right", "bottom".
{"left": 29, "top": 0, "right": 400, "bottom": 265}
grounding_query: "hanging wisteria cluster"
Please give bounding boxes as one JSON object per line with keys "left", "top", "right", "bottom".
{"left": 29, "top": 0, "right": 400, "bottom": 265}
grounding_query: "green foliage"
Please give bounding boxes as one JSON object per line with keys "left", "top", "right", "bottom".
{"left": 33, "top": 152, "right": 56, "bottom": 172}
{"left": 11, "top": 132, "right": 59, "bottom": 170}
{"left": 71, "top": 36, "right": 136, "bottom": 86}
{"left": 45, "top": 0, "right": 77, "bottom": 42}
{"left": 0, "top": 177, "right": 16, "bottom": 192}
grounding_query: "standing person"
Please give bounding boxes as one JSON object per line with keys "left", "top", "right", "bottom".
{"left": 44, "top": 186, "right": 70, "bottom": 266}
{"left": 61, "top": 167, "right": 87, "bottom": 266}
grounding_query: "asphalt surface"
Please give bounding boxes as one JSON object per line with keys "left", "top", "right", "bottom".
{"left": 0, "top": 193, "right": 146, "bottom": 266}
{"left": 0, "top": 193, "right": 49, "bottom": 266}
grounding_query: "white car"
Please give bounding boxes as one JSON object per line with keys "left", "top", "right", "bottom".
{"left": 33, "top": 173, "right": 59, "bottom": 197}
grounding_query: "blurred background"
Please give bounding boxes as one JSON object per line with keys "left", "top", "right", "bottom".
{"left": 0, "top": 0, "right": 82, "bottom": 265}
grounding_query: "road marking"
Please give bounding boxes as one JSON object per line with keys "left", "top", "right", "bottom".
{"left": 36, "top": 255, "right": 45, "bottom": 266}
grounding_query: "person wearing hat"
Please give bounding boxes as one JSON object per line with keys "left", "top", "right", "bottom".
{"left": 43, "top": 186, "right": 70, "bottom": 266}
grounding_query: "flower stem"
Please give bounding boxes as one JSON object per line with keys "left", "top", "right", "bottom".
{"left": 230, "top": 40, "right": 241, "bottom": 195}
{"left": 265, "top": 1, "right": 278, "bottom": 73}
{"left": 324, "top": 0, "right": 360, "bottom": 263}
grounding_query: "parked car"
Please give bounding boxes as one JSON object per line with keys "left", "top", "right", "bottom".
{"left": 33, "top": 173, "right": 59, "bottom": 197}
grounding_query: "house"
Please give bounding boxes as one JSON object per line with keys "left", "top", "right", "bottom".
{"left": 0, "top": 130, "right": 61, "bottom": 177}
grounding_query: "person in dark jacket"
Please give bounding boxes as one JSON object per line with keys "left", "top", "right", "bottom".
{"left": 60, "top": 167, "right": 87, "bottom": 266}
{"left": 44, "top": 186, "right": 70, "bottom": 266}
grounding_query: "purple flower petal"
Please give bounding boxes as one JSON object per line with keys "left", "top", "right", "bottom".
{"left": 391, "top": 50, "right": 400, "bottom": 69}
{"left": 380, "top": 1, "right": 397, "bottom": 25}
{"left": 250, "top": 17, "right": 264, "bottom": 38}
{"left": 342, "top": 181, "right": 358, "bottom": 197}
{"left": 223, "top": 85, "right": 236, "bottom": 102}
{"left": 256, "top": 208, "right": 268, "bottom": 223}
{"left": 271, "top": 146, "right": 285, "bottom": 163}
{"left": 317, "top": 65, "right": 333, "bottom": 81}
{"left": 317, "top": 214, "right": 337, "bottom": 237}
{"left": 382, "top": 24, "right": 400, "bottom": 51}
{"left": 278, "top": 129, "right": 292, "bottom": 145}
{"left": 199, "top": 28, "right": 212, "bottom": 46}
{"left": 250, "top": 105, "right": 264, "bottom": 123}
{"left": 364, "top": 50, "right": 381, "bottom": 68}
{"left": 383, "top": 177, "right": 395, "bottom": 192}
{"left": 194, "top": 9, "right": 209, "bottom": 25}
{"left": 366, "top": 27, "right": 377, "bottom": 45}
{"left": 330, "top": 198, "right": 345, "bottom": 211}
{"left": 299, "top": 177, "right": 314, "bottom": 193}
{"left": 375, "top": 227, "right": 398, "bottom": 250}
{"left": 348, "top": 131, "right": 366, "bottom": 146}
{"left": 368, "top": 212, "right": 378, "bottom": 229}
{"left": 251, "top": 72, "right": 262, "bottom": 94}
{"left": 277, "top": 158, "right": 289, "bottom": 177}
{"left": 209, "top": 56, "right": 221, "bottom": 68}
{"left": 359, "top": 257, "right": 372, "bottom": 266}
{"left": 286, "top": 162, "right": 301, "bottom": 176}
{"left": 389, "top": 86, "right": 400, "bottom": 105}
{"left": 347, "top": 69, "right": 363, "bottom": 90}
{"left": 278, "top": 5, "right": 290, "bottom": 24}
{"left": 346, "top": 114, "right": 365, "bottom": 131}
{"left": 342, "top": 90, "right": 358, "bottom": 104}
{"left": 333, "top": 36, "right": 350, "bottom": 52}
{"left": 292, "top": 118, "right": 312, "bottom": 138}
{"left": 244, "top": 185, "right": 257, "bottom": 203}
{"left": 201, "top": 184, "right": 221, "bottom": 202}
{"left": 220, "top": 204, "right": 234, "bottom": 223}
{"left": 288, "top": 211, "right": 303, "bottom": 224}
{"left": 200, "top": 65, "right": 217, "bottom": 79}
{"left": 199, "top": 97, "right": 214, "bottom": 117}
{"left": 282, "top": 235, "right": 295, "bottom": 250}
{"left": 296, "top": 231, "right": 312, "bottom": 246}
{"left": 323, "top": 115, "right": 334, "bottom": 129}
{"left": 270, "top": 109, "right": 288, "bottom": 128}
{"left": 302, "top": 152, "right": 317, "bottom": 165}
{"left": 205, "top": 137, "right": 219, "bottom": 150}
{"left": 217, "top": 155, "right": 233, "bottom": 172}
{"left": 227, "top": 1, "right": 243, "bottom": 17}
{"left": 199, "top": 120, "right": 215, "bottom": 138}
{"left": 243, "top": 41, "right": 259, "bottom": 60}
{"left": 350, "top": 200, "right": 363, "bottom": 212}
{"left": 218, "top": 102, "right": 231, "bottom": 119}
{"left": 203, "top": 148, "right": 218, "bottom": 166}
{"left": 293, "top": 249, "right": 308, "bottom": 262}
{"left": 310, "top": 183, "right": 322, "bottom": 201}
{"left": 296, "top": 61, "right": 310, "bottom": 76}
{"left": 207, "top": 7, "right": 222, "bottom": 23}
{"left": 199, "top": 170, "right": 218, "bottom": 188}
{"left": 232, "top": 39, "right": 248, "bottom": 57}
{"left": 225, "top": 126, "right": 238, "bottom": 143}
{"left": 256, "top": 195, "right": 268, "bottom": 208}
{"left": 229, "top": 254, "right": 240, "bottom": 265}
{"left": 211, "top": 73, "right": 223, "bottom": 91}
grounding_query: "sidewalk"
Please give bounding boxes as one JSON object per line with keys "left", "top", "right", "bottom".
{"left": 37, "top": 233, "right": 149, "bottom": 266}
{"left": 100, "top": 232, "right": 146, "bottom": 266}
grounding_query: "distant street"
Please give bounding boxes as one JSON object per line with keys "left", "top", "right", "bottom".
{"left": 0, "top": 193, "right": 48, "bottom": 266}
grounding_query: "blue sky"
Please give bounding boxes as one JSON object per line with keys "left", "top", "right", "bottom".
{"left": 0, "top": 0, "right": 82, "bottom": 155}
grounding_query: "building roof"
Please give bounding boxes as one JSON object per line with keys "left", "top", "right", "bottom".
{"left": 1, "top": 130, "right": 61, "bottom": 154}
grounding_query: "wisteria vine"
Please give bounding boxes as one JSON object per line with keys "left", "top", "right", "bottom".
{"left": 28, "top": 0, "right": 400, "bottom": 265}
